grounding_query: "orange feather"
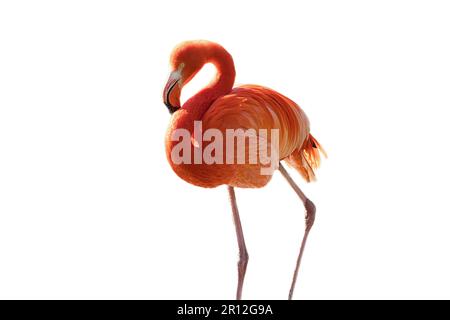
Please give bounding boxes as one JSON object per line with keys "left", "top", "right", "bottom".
{"left": 163, "top": 40, "right": 325, "bottom": 188}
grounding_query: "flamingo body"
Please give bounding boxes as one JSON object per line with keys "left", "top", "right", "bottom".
{"left": 164, "top": 41, "right": 324, "bottom": 189}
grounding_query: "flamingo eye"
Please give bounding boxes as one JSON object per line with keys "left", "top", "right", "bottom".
{"left": 170, "top": 63, "right": 184, "bottom": 82}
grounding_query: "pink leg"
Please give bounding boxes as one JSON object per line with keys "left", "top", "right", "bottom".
{"left": 279, "top": 163, "right": 316, "bottom": 300}
{"left": 228, "top": 186, "right": 249, "bottom": 300}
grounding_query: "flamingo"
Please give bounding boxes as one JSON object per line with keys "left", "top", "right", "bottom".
{"left": 163, "top": 40, "right": 326, "bottom": 300}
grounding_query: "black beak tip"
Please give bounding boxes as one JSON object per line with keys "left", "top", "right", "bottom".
{"left": 164, "top": 102, "right": 180, "bottom": 114}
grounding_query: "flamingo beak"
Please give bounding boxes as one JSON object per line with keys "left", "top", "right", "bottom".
{"left": 163, "top": 71, "right": 181, "bottom": 114}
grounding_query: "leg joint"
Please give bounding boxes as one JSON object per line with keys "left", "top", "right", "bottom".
{"left": 239, "top": 249, "right": 249, "bottom": 265}
{"left": 304, "top": 198, "right": 316, "bottom": 231}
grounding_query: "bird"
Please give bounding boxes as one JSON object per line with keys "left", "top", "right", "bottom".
{"left": 162, "top": 40, "right": 326, "bottom": 300}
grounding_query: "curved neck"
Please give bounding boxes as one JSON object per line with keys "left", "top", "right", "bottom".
{"left": 182, "top": 45, "right": 236, "bottom": 121}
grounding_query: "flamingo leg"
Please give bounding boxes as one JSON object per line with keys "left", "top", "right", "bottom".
{"left": 278, "top": 163, "right": 316, "bottom": 300}
{"left": 227, "top": 186, "right": 249, "bottom": 300}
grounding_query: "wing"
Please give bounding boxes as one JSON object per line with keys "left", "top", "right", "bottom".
{"left": 202, "top": 84, "right": 310, "bottom": 160}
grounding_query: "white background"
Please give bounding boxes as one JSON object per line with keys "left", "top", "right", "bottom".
{"left": 1, "top": 1, "right": 450, "bottom": 299}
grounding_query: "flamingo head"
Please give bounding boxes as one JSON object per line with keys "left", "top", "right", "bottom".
{"left": 163, "top": 41, "right": 210, "bottom": 114}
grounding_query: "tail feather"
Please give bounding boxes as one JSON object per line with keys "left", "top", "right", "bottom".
{"left": 285, "top": 134, "right": 326, "bottom": 182}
